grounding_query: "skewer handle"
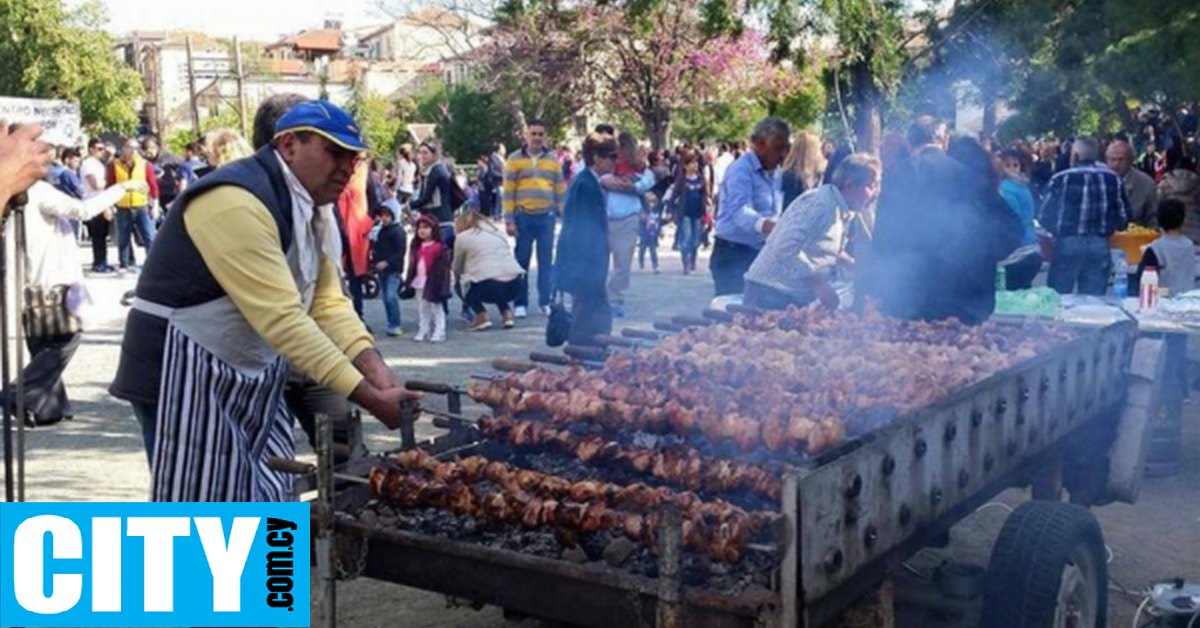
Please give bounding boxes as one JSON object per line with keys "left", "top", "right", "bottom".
{"left": 591, "top": 334, "right": 637, "bottom": 348}
{"left": 530, "top": 352, "right": 573, "bottom": 366}
{"left": 653, "top": 320, "right": 684, "bottom": 332}
{"left": 622, "top": 328, "right": 664, "bottom": 340}
{"left": 563, "top": 346, "right": 607, "bottom": 362}
{"left": 405, "top": 380, "right": 455, "bottom": 395}
{"left": 702, "top": 308, "right": 735, "bottom": 323}
{"left": 492, "top": 358, "right": 537, "bottom": 372}
{"left": 672, "top": 314, "right": 713, "bottom": 327}
{"left": 727, "top": 303, "right": 764, "bottom": 316}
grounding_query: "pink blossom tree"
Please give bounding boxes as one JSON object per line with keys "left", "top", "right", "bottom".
{"left": 474, "top": 0, "right": 605, "bottom": 136}
{"left": 592, "top": 1, "right": 786, "bottom": 148}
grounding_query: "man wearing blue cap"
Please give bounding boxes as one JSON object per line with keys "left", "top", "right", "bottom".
{"left": 110, "top": 100, "right": 420, "bottom": 502}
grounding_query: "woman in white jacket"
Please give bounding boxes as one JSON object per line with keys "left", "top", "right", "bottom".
{"left": 453, "top": 209, "right": 524, "bottom": 331}
{"left": 4, "top": 176, "right": 143, "bottom": 424}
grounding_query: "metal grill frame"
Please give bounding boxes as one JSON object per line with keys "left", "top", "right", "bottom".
{"left": 319, "top": 318, "right": 1138, "bottom": 628}
{"left": 785, "top": 318, "right": 1136, "bottom": 626}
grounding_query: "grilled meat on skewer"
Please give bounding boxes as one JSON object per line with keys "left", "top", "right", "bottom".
{"left": 476, "top": 416, "right": 785, "bottom": 500}
{"left": 369, "top": 466, "right": 767, "bottom": 563}
{"left": 389, "top": 449, "right": 777, "bottom": 528}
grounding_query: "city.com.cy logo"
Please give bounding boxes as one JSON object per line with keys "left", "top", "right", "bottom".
{"left": 0, "top": 503, "right": 310, "bottom": 627}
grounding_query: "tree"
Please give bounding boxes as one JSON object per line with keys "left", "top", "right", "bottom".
{"left": 701, "top": 0, "right": 915, "bottom": 153}
{"left": 346, "top": 69, "right": 408, "bottom": 162}
{"left": 674, "top": 100, "right": 768, "bottom": 144}
{"left": 921, "top": 0, "right": 1200, "bottom": 141}
{"left": 588, "top": 1, "right": 792, "bottom": 148}
{"left": 163, "top": 108, "right": 243, "bottom": 155}
{"left": 0, "top": 0, "right": 144, "bottom": 134}
{"left": 478, "top": 0, "right": 602, "bottom": 134}
{"left": 414, "top": 80, "right": 521, "bottom": 162}
{"left": 809, "top": 0, "right": 909, "bottom": 153}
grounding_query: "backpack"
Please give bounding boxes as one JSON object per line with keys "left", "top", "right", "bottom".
{"left": 157, "top": 163, "right": 183, "bottom": 206}
{"left": 448, "top": 174, "right": 468, "bottom": 210}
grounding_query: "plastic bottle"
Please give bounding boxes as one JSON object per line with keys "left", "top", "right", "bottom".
{"left": 996, "top": 264, "right": 1007, "bottom": 292}
{"left": 1112, "top": 251, "right": 1129, "bottom": 299}
{"left": 1140, "top": 265, "right": 1159, "bottom": 311}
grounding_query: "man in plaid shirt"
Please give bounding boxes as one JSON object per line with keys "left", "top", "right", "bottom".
{"left": 1039, "top": 137, "right": 1130, "bottom": 295}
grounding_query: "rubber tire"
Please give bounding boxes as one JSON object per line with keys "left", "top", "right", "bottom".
{"left": 981, "top": 501, "right": 1108, "bottom": 628}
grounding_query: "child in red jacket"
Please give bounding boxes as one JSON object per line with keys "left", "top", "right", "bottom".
{"left": 406, "top": 214, "right": 453, "bottom": 342}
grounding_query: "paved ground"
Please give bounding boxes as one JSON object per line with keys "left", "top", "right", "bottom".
{"left": 3, "top": 241, "right": 1197, "bottom": 628}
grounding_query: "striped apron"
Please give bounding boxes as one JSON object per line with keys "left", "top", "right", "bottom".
{"left": 137, "top": 290, "right": 310, "bottom": 502}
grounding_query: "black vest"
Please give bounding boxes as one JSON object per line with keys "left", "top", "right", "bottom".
{"left": 110, "top": 146, "right": 298, "bottom": 404}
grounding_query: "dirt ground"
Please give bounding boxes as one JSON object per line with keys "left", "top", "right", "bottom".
{"left": 5, "top": 242, "right": 1198, "bottom": 628}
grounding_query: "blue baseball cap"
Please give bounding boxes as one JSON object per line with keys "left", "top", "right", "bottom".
{"left": 273, "top": 100, "right": 368, "bottom": 152}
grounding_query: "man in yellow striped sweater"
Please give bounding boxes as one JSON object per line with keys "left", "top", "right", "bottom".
{"left": 503, "top": 119, "right": 565, "bottom": 318}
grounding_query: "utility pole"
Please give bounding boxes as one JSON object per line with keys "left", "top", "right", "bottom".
{"left": 233, "top": 36, "right": 249, "bottom": 139}
{"left": 186, "top": 36, "right": 201, "bottom": 138}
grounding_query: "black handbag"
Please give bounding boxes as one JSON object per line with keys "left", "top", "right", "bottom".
{"left": 23, "top": 284, "right": 82, "bottom": 341}
{"left": 545, "top": 293, "right": 572, "bottom": 347}
{"left": 399, "top": 285, "right": 417, "bottom": 300}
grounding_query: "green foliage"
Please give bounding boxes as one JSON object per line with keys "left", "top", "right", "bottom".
{"left": 771, "top": 80, "right": 827, "bottom": 131}
{"left": 347, "top": 77, "right": 407, "bottom": 163}
{"left": 414, "top": 81, "right": 521, "bottom": 162}
{"left": 162, "top": 109, "right": 242, "bottom": 155}
{"left": 933, "top": 0, "right": 1200, "bottom": 139}
{"left": 1095, "top": 4, "right": 1200, "bottom": 104}
{"left": 0, "top": 0, "right": 145, "bottom": 134}
{"left": 674, "top": 100, "right": 767, "bottom": 144}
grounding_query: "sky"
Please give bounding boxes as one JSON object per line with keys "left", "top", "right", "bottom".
{"left": 81, "top": 0, "right": 392, "bottom": 42}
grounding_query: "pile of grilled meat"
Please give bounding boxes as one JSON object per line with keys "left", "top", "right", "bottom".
{"left": 359, "top": 309, "right": 1075, "bottom": 579}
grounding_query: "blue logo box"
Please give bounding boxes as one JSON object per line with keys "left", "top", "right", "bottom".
{"left": 0, "top": 502, "right": 310, "bottom": 627}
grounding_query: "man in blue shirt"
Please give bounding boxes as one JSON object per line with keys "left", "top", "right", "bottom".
{"left": 54, "top": 148, "right": 85, "bottom": 199}
{"left": 180, "top": 141, "right": 209, "bottom": 187}
{"left": 712, "top": 117, "right": 792, "bottom": 296}
{"left": 602, "top": 132, "right": 656, "bottom": 317}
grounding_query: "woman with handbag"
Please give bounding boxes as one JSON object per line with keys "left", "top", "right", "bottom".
{"left": 4, "top": 175, "right": 144, "bottom": 425}
{"left": 552, "top": 133, "right": 619, "bottom": 346}
{"left": 409, "top": 139, "right": 458, "bottom": 248}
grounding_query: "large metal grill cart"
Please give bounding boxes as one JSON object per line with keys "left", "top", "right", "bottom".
{"left": 289, "top": 306, "right": 1160, "bottom": 628}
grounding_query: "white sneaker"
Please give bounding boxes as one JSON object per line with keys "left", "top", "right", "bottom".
{"left": 514, "top": 306, "right": 528, "bottom": 319}
{"left": 539, "top": 305, "right": 552, "bottom": 316}
{"left": 430, "top": 333, "right": 446, "bottom": 343}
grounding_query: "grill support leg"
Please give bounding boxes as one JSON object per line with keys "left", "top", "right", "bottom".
{"left": 1031, "top": 459, "right": 1063, "bottom": 501}
{"left": 655, "top": 504, "right": 683, "bottom": 628}
{"left": 316, "top": 412, "right": 337, "bottom": 628}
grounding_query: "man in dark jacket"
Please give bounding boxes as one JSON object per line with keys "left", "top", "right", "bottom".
{"left": 863, "top": 116, "right": 1022, "bottom": 324}
{"left": 554, "top": 133, "right": 619, "bottom": 346}
{"left": 479, "top": 147, "right": 505, "bottom": 219}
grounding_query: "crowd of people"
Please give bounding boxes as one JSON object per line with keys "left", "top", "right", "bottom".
{"left": 2, "top": 92, "right": 1199, "bottom": 503}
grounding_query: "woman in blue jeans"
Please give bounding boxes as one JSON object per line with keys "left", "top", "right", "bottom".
{"left": 672, "top": 152, "right": 711, "bottom": 274}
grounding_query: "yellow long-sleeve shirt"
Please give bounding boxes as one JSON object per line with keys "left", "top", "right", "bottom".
{"left": 184, "top": 187, "right": 373, "bottom": 397}
{"left": 502, "top": 148, "right": 566, "bottom": 216}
